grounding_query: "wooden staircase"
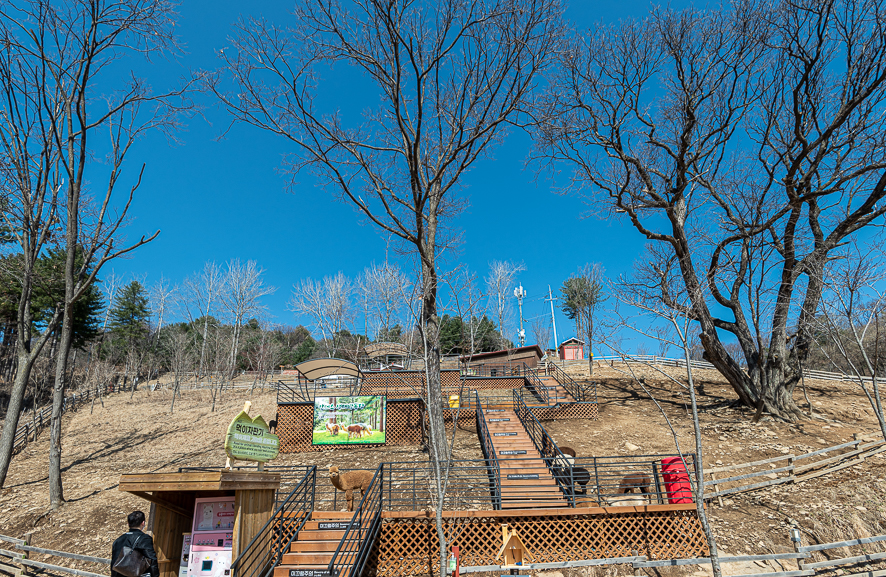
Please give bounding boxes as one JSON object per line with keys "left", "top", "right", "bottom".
{"left": 537, "top": 375, "right": 575, "bottom": 404}
{"left": 482, "top": 409, "right": 567, "bottom": 509}
{"left": 274, "top": 511, "right": 356, "bottom": 577}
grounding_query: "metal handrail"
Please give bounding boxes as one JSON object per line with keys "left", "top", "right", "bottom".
{"left": 475, "top": 390, "right": 502, "bottom": 510}
{"left": 512, "top": 390, "right": 575, "bottom": 506}
{"left": 327, "top": 464, "right": 385, "bottom": 577}
{"left": 522, "top": 365, "right": 553, "bottom": 405}
{"left": 547, "top": 362, "right": 594, "bottom": 403}
{"left": 231, "top": 466, "right": 316, "bottom": 577}
{"left": 571, "top": 454, "right": 698, "bottom": 505}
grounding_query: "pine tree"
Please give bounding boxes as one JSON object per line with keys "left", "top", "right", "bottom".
{"left": 109, "top": 281, "right": 151, "bottom": 345}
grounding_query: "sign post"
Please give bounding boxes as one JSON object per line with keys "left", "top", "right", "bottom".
{"left": 224, "top": 402, "right": 280, "bottom": 470}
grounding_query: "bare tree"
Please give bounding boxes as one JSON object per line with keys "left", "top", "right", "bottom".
{"left": 611, "top": 261, "right": 723, "bottom": 577}
{"left": 289, "top": 273, "right": 353, "bottom": 357}
{"left": 444, "top": 266, "right": 488, "bottom": 358}
{"left": 147, "top": 276, "right": 177, "bottom": 382}
{"left": 0, "top": 18, "right": 64, "bottom": 490}
{"left": 813, "top": 244, "right": 886, "bottom": 439}
{"left": 219, "top": 259, "right": 275, "bottom": 382}
{"left": 535, "top": 0, "right": 886, "bottom": 420}
{"left": 529, "top": 316, "right": 552, "bottom": 352}
{"left": 209, "top": 2, "right": 562, "bottom": 572}
{"left": 358, "top": 262, "right": 411, "bottom": 341}
{"left": 485, "top": 260, "right": 526, "bottom": 345}
{"left": 181, "top": 262, "right": 224, "bottom": 377}
{"left": 166, "top": 326, "right": 195, "bottom": 414}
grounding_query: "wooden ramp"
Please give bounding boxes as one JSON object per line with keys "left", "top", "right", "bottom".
{"left": 482, "top": 409, "right": 567, "bottom": 509}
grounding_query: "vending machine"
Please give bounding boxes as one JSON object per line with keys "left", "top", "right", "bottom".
{"left": 187, "top": 497, "right": 235, "bottom": 577}
{"left": 179, "top": 534, "right": 191, "bottom": 577}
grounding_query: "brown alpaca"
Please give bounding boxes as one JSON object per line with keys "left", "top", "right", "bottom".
{"left": 617, "top": 472, "right": 651, "bottom": 495}
{"left": 329, "top": 466, "right": 374, "bottom": 511}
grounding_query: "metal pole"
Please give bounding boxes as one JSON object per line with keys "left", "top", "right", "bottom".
{"left": 514, "top": 284, "right": 526, "bottom": 346}
{"left": 546, "top": 286, "right": 559, "bottom": 355}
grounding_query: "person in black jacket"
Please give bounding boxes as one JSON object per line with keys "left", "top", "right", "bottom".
{"left": 111, "top": 511, "right": 160, "bottom": 577}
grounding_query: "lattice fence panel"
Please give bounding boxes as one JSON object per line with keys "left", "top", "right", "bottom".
{"left": 367, "top": 509, "right": 707, "bottom": 577}
{"left": 443, "top": 408, "right": 477, "bottom": 429}
{"left": 270, "top": 512, "right": 308, "bottom": 557}
{"left": 535, "top": 402, "right": 599, "bottom": 421}
{"left": 277, "top": 401, "right": 423, "bottom": 453}
{"left": 360, "top": 373, "right": 523, "bottom": 397}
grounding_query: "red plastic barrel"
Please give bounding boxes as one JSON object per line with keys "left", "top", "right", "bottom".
{"left": 661, "top": 457, "right": 694, "bottom": 504}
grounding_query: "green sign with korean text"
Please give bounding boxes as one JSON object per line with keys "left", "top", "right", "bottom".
{"left": 224, "top": 411, "right": 280, "bottom": 462}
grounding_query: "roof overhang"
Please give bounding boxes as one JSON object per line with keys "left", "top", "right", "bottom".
{"left": 295, "top": 358, "right": 363, "bottom": 380}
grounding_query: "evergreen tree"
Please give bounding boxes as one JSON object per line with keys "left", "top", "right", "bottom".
{"left": 109, "top": 281, "right": 151, "bottom": 345}
{"left": 292, "top": 336, "right": 316, "bottom": 364}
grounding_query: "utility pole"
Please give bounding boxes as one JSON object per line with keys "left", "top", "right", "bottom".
{"left": 513, "top": 284, "right": 526, "bottom": 346}
{"left": 546, "top": 285, "right": 559, "bottom": 355}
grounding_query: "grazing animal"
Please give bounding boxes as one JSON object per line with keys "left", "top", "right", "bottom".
{"left": 617, "top": 472, "right": 651, "bottom": 495}
{"left": 346, "top": 424, "right": 364, "bottom": 439}
{"left": 360, "top": 424, "right": 373, "bottom": 438}
{"left": 604, "top": 472, "right": 652, "bottom": 507}
{"left": 326, "top": 422, "right": 341, "bottom": 437}
{"left": 268, "top": 414, "right": 278, "bottom": 433}
{"left": 573, "top": 467, "right": 592, "bottom": 494}
{"left": 329, "top": 466, "right": 374, "bottom": 511}
{"left": 606, "top": 495, "right": 648, "bottom": 507}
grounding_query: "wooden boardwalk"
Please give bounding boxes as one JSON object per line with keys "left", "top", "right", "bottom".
{"left": 482, "top": 409, "right": 567, "bottom": 509}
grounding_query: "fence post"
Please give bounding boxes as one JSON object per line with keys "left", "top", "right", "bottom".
{"left": 791, "top": 527, "right": 805, "bottom": 570}
{"left": 710, "top": 473, "right": 723, "bottom": 507}
{"left": 788, "top": 456, "right": 795, "bottom": 483}
{"left": 21, "top": 532, "right": 32, "bottom": 577}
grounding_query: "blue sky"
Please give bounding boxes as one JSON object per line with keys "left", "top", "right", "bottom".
{"left": 101, "top": 1, "right": 686, "bottom": 352}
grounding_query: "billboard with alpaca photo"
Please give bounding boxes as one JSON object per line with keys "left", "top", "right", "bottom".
{"left": 312, "top": 395, "right": 386, "bottom": 445}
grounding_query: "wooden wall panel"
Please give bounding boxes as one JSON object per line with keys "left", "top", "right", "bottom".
{"left": 233, "top": 488, "right": 275, "bottom": 562}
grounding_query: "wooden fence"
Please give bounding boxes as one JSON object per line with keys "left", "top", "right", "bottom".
{"left": 704, "top": 432, "right": 886, "bottom": 501}
{"left": 590, "top": 355, "right": 882, "bottom": 384}
{"left": 4, "top": 526, "right": 886, "bottom": 577}
{"left": 9, "top": 381, "right": 138, "bottom": 455}
{"left": 0, "top": 533, "right": 109, "bottom": 577}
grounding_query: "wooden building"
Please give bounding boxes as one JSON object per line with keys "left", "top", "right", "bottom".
{"left": 460, "top": 344, "right": 545, "bottom": 369}
{"left": 558, "top": 337, "right": 585, "bottom": 361}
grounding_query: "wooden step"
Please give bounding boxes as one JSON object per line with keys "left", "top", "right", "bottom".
{"left": 274, "top": 566, "right": 352, "bottom": 577}
{"left": 294, "top": 529, "right": 347, "bottom": 540}
{"left": 282, "top": 552, "right": 335, "bottom": 565}
{"left": 501, "top": 501, "right": 564, "bottom": 509}
{"left": 311, "top": 511, "right": 353, "bottom": 520}
{"left": 300, "top": 520, "right": 357, "bottom": 531}
{"left": 289, "top": 540, "right": 342, "bottom": 552}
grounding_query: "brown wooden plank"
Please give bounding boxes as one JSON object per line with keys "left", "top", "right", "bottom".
{"left": 128, "top": 492, "right": 192, "bottom": 518}
{"left": 120, "top": 472, "right": 223, "bottom": 483}
{"left": 378, "top": 503, "right": 698, "bottom": 519}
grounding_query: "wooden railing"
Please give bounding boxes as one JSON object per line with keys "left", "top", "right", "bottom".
{"left": 704, "top": 432, "right": 886, "bottom": 501}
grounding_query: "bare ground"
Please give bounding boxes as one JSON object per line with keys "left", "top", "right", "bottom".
{"left": 0, "top": 367, "right": 884, "bottom": 577}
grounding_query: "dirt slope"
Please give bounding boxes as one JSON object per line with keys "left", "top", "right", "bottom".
{"left": 0, "top": 368, "right": 884, "bottom": 577}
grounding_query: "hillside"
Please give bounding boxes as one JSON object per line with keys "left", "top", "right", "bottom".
{"left": 0, "top": 368, "right": 884, "bottom": 577}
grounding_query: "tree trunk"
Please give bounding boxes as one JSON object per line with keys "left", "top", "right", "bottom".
{"left": 0, "top": 347, "right": 44, "bottom": 486}
{"left": 49, "top": 304, "right": 75, "bottom": 509}
{"left": 680, "top": 337, "right": 721, "bottom": 577}
{"left": 419, "top": 240, "right": 449, "bottom": 577}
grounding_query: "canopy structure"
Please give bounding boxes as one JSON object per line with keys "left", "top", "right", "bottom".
{"left": 362, "top": 342, "right": 408, "bottom": 359}
{"left": 294, "top": 357, "right": 363, "bottom": 380}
